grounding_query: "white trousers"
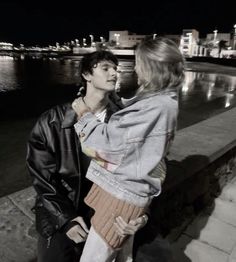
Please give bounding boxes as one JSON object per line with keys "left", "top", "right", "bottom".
{"left": 80, "top": 226, "right": 133, "bottom": 262}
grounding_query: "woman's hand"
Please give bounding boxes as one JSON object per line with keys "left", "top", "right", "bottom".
{"left": 72, "top": 97, "right": 91, "bottom": 119}
{"left": 114, "top": 214, "right": 148, "bottom": 237}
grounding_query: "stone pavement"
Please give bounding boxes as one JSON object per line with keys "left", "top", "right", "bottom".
{"left": 170, "top": 174, "right": 236, "bottom": 262}
{"left": 0, "top": 187, "right": 37, "bottom": 262}
{"left": 0, "top": 173, "right": 236, "bottom": 261}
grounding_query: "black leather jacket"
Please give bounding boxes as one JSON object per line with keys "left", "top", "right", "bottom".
{"left": 26, "top": 100, "right": 120, "bottom": 238}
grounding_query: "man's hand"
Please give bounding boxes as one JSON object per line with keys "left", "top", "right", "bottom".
{"left": 66, "top": 216, "right": 89, "bottom": 244}
{"left": 114, "top": 214, "right": 148, "bottom": 237}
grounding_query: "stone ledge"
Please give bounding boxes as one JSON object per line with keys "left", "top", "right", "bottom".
{"left": 165, "top": 107, "right": 236, "bottom": 191}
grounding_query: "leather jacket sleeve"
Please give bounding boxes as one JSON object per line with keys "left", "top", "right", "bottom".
{"left": 26, "top": 112, "right": 78, "bottom": 230}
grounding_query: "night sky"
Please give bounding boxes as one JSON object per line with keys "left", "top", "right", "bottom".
{"left": 0, "top": 0, "right": 235, "bottom": 45}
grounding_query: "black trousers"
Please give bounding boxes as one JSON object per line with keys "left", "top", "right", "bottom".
{"left": 37, "top": 232, "right": 85, "bottom": 262}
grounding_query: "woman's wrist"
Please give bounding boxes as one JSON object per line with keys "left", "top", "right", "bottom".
{"left": 72, "top": 97, "right": 92, "bottom": 120}
{"left": 76, "top": 109, "right": 91, "bottom": 120}
{"left": 78, "top": 98, "right": 91, "bottom": 119}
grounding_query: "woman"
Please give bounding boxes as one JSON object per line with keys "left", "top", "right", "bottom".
{"left": 72, "top": 37, "right": 185, "bottom": 262}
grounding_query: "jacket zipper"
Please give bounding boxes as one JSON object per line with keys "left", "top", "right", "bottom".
{"left": 74, "top": 131, "right": 81, "bottom": 211}
{"left": 47, "top": 236, "right": 52, "bottom": 248}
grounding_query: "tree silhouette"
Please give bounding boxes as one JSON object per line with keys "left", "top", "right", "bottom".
{"left": 218, "top": 40, "right": 228, "bottom": 57}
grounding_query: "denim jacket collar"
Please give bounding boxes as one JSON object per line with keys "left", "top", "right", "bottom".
{"left": 122, "top": 88, "right": 177, "bottom": 107}
{"left": 122, "top": 90, "right": 158, "bottom": 107}
{"left": 61, "top": 97, "right": 122, "bottom": 128}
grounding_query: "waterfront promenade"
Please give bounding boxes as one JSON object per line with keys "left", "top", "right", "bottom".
{"left": 0, "top": 107, "right": 236, "bottom": 262}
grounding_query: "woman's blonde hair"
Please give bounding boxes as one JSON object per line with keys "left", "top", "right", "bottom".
{"left": 135, "top": 36, "right": 185, "bottom": 92}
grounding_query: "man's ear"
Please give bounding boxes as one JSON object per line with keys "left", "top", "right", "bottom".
{"left": 82, "top": 72, "right": 92, "bottom": 82}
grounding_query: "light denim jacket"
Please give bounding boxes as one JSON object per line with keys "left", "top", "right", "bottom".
{"left": 74, "top": 91, "right": 178, "bottom": 207}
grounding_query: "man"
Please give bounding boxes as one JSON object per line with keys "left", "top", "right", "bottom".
{"left": 26, "top": 51, "right": 148, "bottom": 262}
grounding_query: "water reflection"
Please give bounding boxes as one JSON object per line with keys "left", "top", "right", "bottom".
{"left": 225, "top": 93, "right": 234, "bottom": 108}
{"left": 0, "top": 57, "right": 236, "bottom": 125}
{"left": 181, "top": 71, "right": 236, "bottom": 109}
{"left": 0, "top": 56, "right": 20, "bottom": 92}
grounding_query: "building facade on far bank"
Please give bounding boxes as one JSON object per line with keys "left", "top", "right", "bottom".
{"left": 109, "top": 31, "right": 146, "bottom": 48}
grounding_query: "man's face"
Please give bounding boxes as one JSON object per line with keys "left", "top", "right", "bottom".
{"left": 87, "top": 60, "right": 118, "bottom": 93}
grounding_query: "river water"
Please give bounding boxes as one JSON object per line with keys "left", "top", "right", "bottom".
{"left": 1, "top": 56, "right": 236, "bottom": 125}
{"left": 0, "top": 56, "right": 236, "bottom": 196}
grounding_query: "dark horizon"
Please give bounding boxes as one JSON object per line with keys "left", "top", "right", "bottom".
{"left": 0, "top": 0, "right": 235, "bottom": 45}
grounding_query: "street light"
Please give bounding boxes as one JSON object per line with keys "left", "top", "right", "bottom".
{"left": 233, "top": 24, "right": 236, "bottom": 49}
{"left": 89, "top": 35, "right": 94, "bottom": 45}
{"left": 83, "top": 38, "right": 87, "bottom": 47}
{"left": 100, "top": 36, "right": 106, "bottom": 46}
{"left": 213, "top": 29, "right": 218, "bottom": 43}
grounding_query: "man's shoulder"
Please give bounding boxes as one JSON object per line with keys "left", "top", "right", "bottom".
{"left": 37, "top": 102, "right": 70, "bottom": 125}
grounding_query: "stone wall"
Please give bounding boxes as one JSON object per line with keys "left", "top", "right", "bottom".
{"left": 146, "top": 107, "right": 236, "bottom": 241}
{"left": 149, "top": 147, "right": 236, "bottom": 239}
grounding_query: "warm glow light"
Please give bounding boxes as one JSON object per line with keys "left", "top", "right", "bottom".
{"left": 182, "top": 83, "right": 189, "bottom": 93}
{"left": 207, "top": 86, "right": 213, "bottom": 100}
{"left": 225, "top": 93, "right": 234, "bottom": 108}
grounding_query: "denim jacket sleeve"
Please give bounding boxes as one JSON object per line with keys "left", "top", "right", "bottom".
{"left": 74, "top": 112, "right": 127, "bottom": 166}
{"left": 74, "top": 104, "right": 164, "bottom": 164}
{"left": 74, "top": 96, "right": 177, "bottom": 172}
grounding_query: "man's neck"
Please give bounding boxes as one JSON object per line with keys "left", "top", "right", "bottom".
{"left": 83, "top": 90, "right": 109, "bottom": 114}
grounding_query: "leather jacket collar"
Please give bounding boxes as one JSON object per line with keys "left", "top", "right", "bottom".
{"left": 61, "top": 104, "right": 77, "bottom": 129}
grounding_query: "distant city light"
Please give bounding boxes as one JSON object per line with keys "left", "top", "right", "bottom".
{"left": 89, "top": 35, "right": 95, "bottom": 47}
{"left": 83, "top": 38, "right": 87, "bottom": 46}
